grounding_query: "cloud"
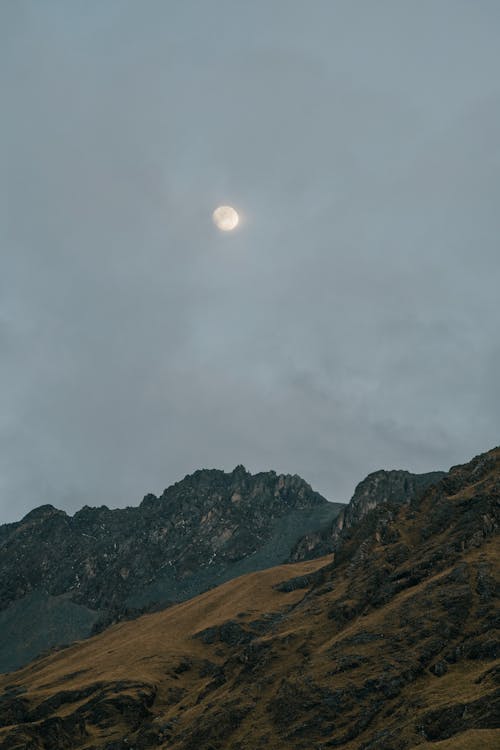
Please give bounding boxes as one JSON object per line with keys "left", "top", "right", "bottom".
{"left": 0, "top": 1, "right": 499, "bottom": 522}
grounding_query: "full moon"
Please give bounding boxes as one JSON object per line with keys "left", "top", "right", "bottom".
{"left": 213, "top": 205, "right": 239, "bottom": 231}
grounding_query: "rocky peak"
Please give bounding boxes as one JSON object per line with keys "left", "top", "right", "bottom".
{"left": 439, "top": 446, "right": 500, "bottom": 496}
{"left": 343, "top": 468, "right": 446, "bottom": 529}
{"left": 155, "top": 466, "right": 326, "bottom": 518}
{"left": 290, "top": 468, "right": 446, "bottom": 561}
{"left": 231, "top": 464, "right": 249, "bottom": 478}
{"left": 21, "top": 504, "right": 66, "bottom": 523}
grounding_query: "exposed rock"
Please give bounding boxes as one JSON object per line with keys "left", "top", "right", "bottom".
{"left": 418, "top": 689, "right": 500, "bottom": 740}
{"left": 429, "top": 660, "right": 448, "bottom": 677}
{"left": 290, "top": 469, "right": 445, "bottom": 561}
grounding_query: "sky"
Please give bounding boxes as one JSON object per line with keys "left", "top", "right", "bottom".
{"left": 1, "top": 0, "right": 499, "bottom": 523}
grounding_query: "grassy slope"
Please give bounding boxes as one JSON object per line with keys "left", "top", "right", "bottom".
{"left": 5, "top": 556, "right": 330, "bottom": 693}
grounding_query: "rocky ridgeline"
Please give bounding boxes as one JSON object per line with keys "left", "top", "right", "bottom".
{"left": 0, "top": 463, "right": 448, "bottom": 674}
{"left": 290, "top": 468, "right": 445, "bottom": 561}
{"left": 0, "top": 466, "right": 342, "bottom": 673}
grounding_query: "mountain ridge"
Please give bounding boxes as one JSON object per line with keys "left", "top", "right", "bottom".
{"left": 0, "top": 466, "right": 343, "bottom": 673}
{"left": 0, "top": 447, "right": 497, "bottom": 749}
{"left": 0, "top": 463, "right": 446, "bottom": 674}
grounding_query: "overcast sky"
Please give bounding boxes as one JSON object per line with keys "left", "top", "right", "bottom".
{"left": 1, "top": 1, "right": 499, "bottom": 523}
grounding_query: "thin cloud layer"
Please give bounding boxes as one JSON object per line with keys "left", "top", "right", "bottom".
{"left": 1, "top": 1, "right": 499, "bottom": 522}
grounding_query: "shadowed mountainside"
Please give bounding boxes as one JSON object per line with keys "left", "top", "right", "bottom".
{"left": 0, "top": 448, "right": 498, "bottom": 749}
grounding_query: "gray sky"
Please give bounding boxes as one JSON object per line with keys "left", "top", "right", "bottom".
{"left": 1, "top": 0, "right": 499, "bottom": 523}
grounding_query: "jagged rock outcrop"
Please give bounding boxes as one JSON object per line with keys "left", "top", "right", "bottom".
{"left": 0, "top": 466, "right": 343, "bottom": 673}
{"left": 290, "top": 468, "right": 445, "bottom": 561}
{"left": 0, "top": 447, "right": 498, "bottom": 750}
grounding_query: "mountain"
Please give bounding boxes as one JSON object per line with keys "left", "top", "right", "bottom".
{"left": 0, "top": 448, "right": 497, "bottom": 749}
{"left": 290, "top": 468, "right": 445, "bottom": 561}
{"left": 0, "top": 467, "right": 344, "bottom": 673}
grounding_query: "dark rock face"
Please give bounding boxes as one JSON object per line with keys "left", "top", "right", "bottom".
{"left": 290, "top": 469, "right": 445, "bottom": 561}
{"left": 418, "top": 689, "right": 500, "bottom": 740}
{"left": 0, "top": 466, "right": 343, "bottom": 673}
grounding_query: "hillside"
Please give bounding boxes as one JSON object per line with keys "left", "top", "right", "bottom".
{"left": 0, "top": 467, "right": 343, "bottom": 673}
{"left": 0, "top": 448, "right": 498, "bottom": 749}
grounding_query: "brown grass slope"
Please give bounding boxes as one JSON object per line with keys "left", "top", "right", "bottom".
{"left": 0, "top": 448, "right": 499, "bottom": 750}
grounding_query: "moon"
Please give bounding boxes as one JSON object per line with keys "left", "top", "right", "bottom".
{"left": 213, "top": 205, "right": 239, "bottom": 231}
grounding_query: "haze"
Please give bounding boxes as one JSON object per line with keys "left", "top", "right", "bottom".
{"left": 1, "top": 1, "right": 499, "bottom": 523}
